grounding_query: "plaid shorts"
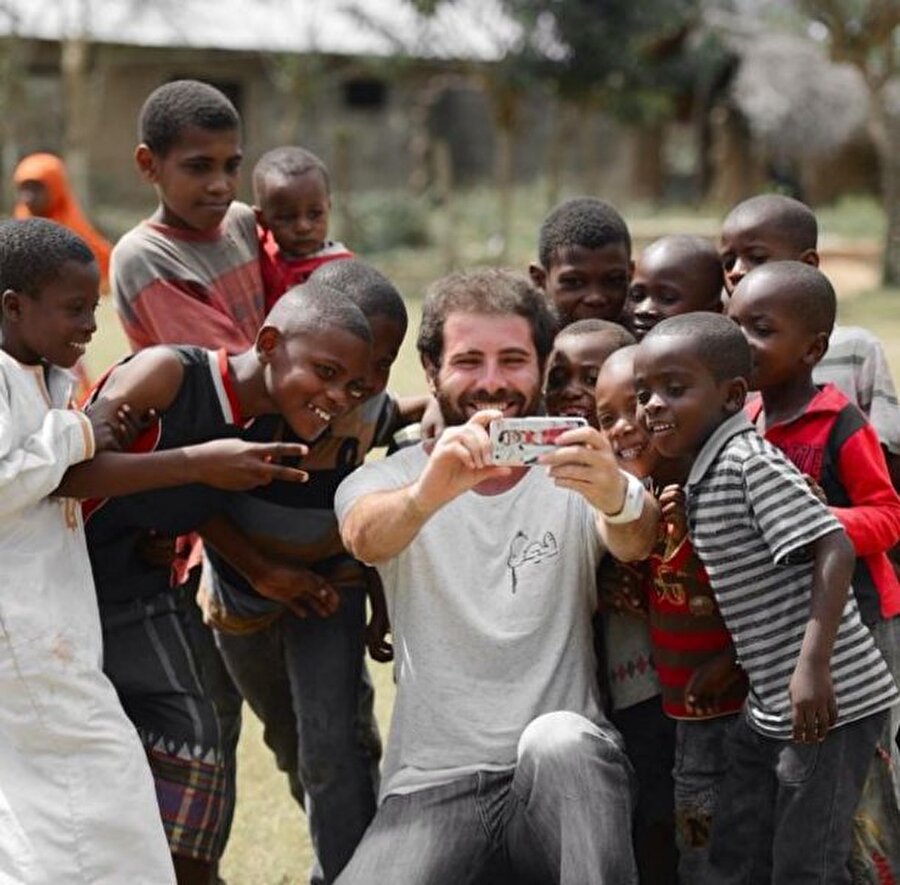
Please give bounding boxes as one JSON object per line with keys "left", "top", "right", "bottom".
{"left": 101, "top": 591, "right": 226, "bottom": 862}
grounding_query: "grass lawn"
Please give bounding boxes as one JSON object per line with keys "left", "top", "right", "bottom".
{"left": 79, "top": 194, "right": 900, "bottom": 883}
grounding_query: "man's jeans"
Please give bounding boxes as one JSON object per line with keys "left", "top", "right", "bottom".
{"left": 214, "top": 586, "right": 379, "bottom": 885}
{"left": 335, "top": 710, "right": 638, "bottom": 885}
{"left": 709, "top": 706, "right": 886, "bottom": 884}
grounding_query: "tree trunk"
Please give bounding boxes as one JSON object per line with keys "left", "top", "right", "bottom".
{"left": 0, "top": 31, "right": 25, "bottom": 213}
{"left": 870, "top": 82, "right": 900, "bottom": 286}
{"left": 61, "top": 28, "right": 91, "bottom": 207}
{"left": 630, "top": 122, "right": 665, "bottom": 203}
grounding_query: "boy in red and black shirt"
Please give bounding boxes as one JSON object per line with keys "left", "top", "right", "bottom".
{"left": 730, "top": 260, "right": 900, "bottom": 879}
{"left": 596, "top": 345, "right": 748, "bottom": 885}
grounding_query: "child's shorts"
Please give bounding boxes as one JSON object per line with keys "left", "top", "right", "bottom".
{"left": 101, "top": 592, "right": 227, "bottom": 863}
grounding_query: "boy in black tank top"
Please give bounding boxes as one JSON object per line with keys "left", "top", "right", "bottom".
{"left": 83, "top": 282, "right": 373, "bottom": 883}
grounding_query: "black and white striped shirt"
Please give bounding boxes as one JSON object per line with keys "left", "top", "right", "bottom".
{"left": 685, "top": 412, "right": 898, "bottom": 738}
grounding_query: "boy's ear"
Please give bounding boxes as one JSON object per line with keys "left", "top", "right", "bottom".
{"left": 723, "top": 376, "right": 748, "bottom": 415}
{"left": 253, "top": 205, "right": 267, "bottom": 229}
{"left": 528, "top": 263, "right": 547, "bottom": 291}
{"left": 804, "top": 331, "right": 829, "bottom": 366}
{"left": 256, "top": 325, "right": 281, "bottom": 362}
{"left": 1, "top": 288, "right": 21, "bottom": 321}
{"left": 135, "top": 144, "right": 159, "bottom": 183}
{"left": 800, "top": 249, "right": 820, "bottom": 268}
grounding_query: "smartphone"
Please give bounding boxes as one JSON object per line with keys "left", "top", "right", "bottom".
{"left": 489, "top": 416, "right": 587, "bottom": 465}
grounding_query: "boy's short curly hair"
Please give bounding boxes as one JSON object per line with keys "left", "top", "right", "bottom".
{"left": 643, "top": 312, "right": 752, "bottom": 382}
{"left": 417, "top": 268, "right": 557, "bottom": 370}
{"left": 538, "top": 197, "right": 631, "bottom": 269}
{"left": 0, "top": 218, "right": 95, "bottom": 296}
{"left": 253, "top": 146, "right": 331, "bottom": 198}
{"left": 138, "top": 80, "right": 240, "bottom": 156}
{"left": 310, "top": 259, "right": 406, "bottom": 328}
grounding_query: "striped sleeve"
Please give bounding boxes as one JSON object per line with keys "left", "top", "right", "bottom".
{"left": 742, "top": 450, "right": 843, "bottom": 565}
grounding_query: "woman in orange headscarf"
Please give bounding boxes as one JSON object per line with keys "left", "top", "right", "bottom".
{"left": 13, "top": 152, "right": 112, "bottom": 291}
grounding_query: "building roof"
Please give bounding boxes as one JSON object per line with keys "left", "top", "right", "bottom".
{"left": 0, "top": 0, "right": 520, "bottom": 61}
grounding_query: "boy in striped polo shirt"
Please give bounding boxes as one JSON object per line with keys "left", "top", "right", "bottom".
{"left": 633, "top": 312, "right": 899, "bottom": 884}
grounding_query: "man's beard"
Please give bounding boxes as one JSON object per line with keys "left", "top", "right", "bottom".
{"left": 434, "top": 386, "right": 541, "bottom": 427}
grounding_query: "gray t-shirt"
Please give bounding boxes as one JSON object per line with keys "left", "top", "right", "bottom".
{"left": 335, "top": 444, "right": 604, "bottom": 800}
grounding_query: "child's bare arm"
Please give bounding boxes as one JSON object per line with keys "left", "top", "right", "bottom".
{"left": 394, "top": 395, "right": 431, "bottom": 431}
{"left": 364, "top": 567, "right": 393, "bottom": 662}
{"left": 200, "top": 514, "right": 339, "bottom": 618}
{"left": 54, "top": 438, "right": 310, "bottom": 499}
{"left": 788, "top": 528, "right": 854, "bottom": 743}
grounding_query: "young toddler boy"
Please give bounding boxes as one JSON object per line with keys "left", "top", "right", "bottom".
{"left": 529, "top": 196, "right": 633, "bottom": 327}
{"left": 200, "top": 260, "right": 424, "bottom": 883}
{"left": 0, "top": 218, "right": 303, "bottom": 884}
{"left": 597, "top": 345, "right": 747, "bottom": 885}
{"left": 634, "top": 311, "right": 899, "bottom": 883}
{"left": 112, "top": 79, "right": 265, "bottom": 353}
{"left": 621, "top": 234, "right": 723, "bottom": 340}
{"left": 83, "top": 282, "right": 372, "bottom": 883}
{"left": 254, "top": 145, "right": 353, "bottom": 310}
{"left": 729, "top": 260, "right": 900, "bottom": 879}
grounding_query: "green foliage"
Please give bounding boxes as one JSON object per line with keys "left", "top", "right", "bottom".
{"left": 344, "top": 191, "right": 433, "bottom": 253}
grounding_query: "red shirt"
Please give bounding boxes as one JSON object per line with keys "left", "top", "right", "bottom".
{"left": 258, "top": 227, "right": 353, "bottom": 310}
{"left": 646, "top": 526, "right": 746, "bottom": 719}
{"left": 746, "top": 384, "right": 900, "bottom": 621}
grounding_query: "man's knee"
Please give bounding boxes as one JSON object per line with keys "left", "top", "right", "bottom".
{"left": 517, "top": 710, "right": 626, "bottom": 773}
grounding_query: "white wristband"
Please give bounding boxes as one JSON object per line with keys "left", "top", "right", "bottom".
{"left": 601, "top": 471, "right": 646, "bottom": 524}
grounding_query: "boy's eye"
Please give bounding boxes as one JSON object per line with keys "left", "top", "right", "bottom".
{"left": 602, "top": 273, "right": 628, "bottom": 290}
{"left": 658, "top": 291, "right": 680, "bottom": 306}
{"left": 225, "top": 158, "right": 242, "bottom": 175}
{"left": 635, "top": 388, "right": 651, "bottom": 405}
{"left": 315, "top": 364, "right": 337, "bottom": 380}
{"left": 546, "top": 367, "right": 567, "bottom": 389}
{"left": 597, "top": 412, "right": 616, "bottom": 430}
{"left": 583, "top": 367, "right": 599, "bottom": 387}
{"left": 720, "top": 252, "right": 735, "bottom": 271}
{"left": 747, "top": 252, "right": 768, "bottom": 266}
{"left": 666, "top": 382, "right": 685, "bottom": 397}
{"left": 627, "top": 286, "right": 644, "bottom": 303}
{"left": 558, "top": 276, "right": 583, "bottom": 290}
{"left": 308, "top": 210, "right": 324, "bottom": 221}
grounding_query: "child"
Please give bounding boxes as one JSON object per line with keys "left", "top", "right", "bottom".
{"left": 621, "top": 234, "right": 723, "bottom": 341}
{"left": 633, "top": 311, "right": 899, "bottom": 883}
{"left": 729, "top": 260, "right": 900, "bottom": 879}
{"left": 0, "top": 218, "right": 306, "bottom": 884}
{"left": 719, "top": 194, "right": 900, "bottom": 477}
{"left": 254, "top": 146, "right": 353, "bottom": 310}
{"left": 200, "top": 260, "right": 425, "bottom": 883}
{"left": 544, "top": 318, "right": 635, "bottom": 422}
{"left": 111, "top": 79, "right": 265, "bottom": 353}
{"left": 83, "top": 282, "right": 373, "bottom": 883}
{"left": 596, "top": 345, "right": 747, "bottom": 885}
{"left": 529, "top": 196, "right": 633, "bottom": 327}
{"left": 544, "top": 319, "right": 677, "bottom": 885}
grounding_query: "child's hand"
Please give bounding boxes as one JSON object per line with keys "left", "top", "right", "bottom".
{"left": 788, "top": 658, "right": 838, "bottom": 743}
{"left": 247, "top": 558, "right": 340, "bottom": 619}
{"left": 684, "top": 650, "right": 745, "bottom": 716}
{"left": 364, "top": 570, "right": 393, "bottom": 663}
{"left": 803, "top": 474, "right": 828, "bottom": 504}
{"left": 187, "top": 440, "right": 310, "bottom": 490}
{"left": 596, "top": 556, "right": 647, "bottom": 619}
{"left": 87, "top": 400, "right": 155, "bottom": 453}
{"left": 659, "top": 484, "right": 687, "bottom": 541}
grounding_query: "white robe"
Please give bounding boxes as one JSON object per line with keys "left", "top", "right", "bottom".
{"left": 0, "top": 350, "right": 174, "bottom": 884}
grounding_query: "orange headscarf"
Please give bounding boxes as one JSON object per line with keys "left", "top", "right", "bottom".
{"left": 13, "top": 152, "right": 112, "bottom": 291}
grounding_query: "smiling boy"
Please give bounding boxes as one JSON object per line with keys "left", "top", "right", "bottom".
{"left": 634, "top": 312, "right": 898, "bottom": 883}
{"left": 529, "top": 197, "right": 633, "bottom": 327}
{"left": 83, "top": 282, "right": 372, "bottom": 882}
{"left": 111, "top": 79, "right": 265, "bottom": 353}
